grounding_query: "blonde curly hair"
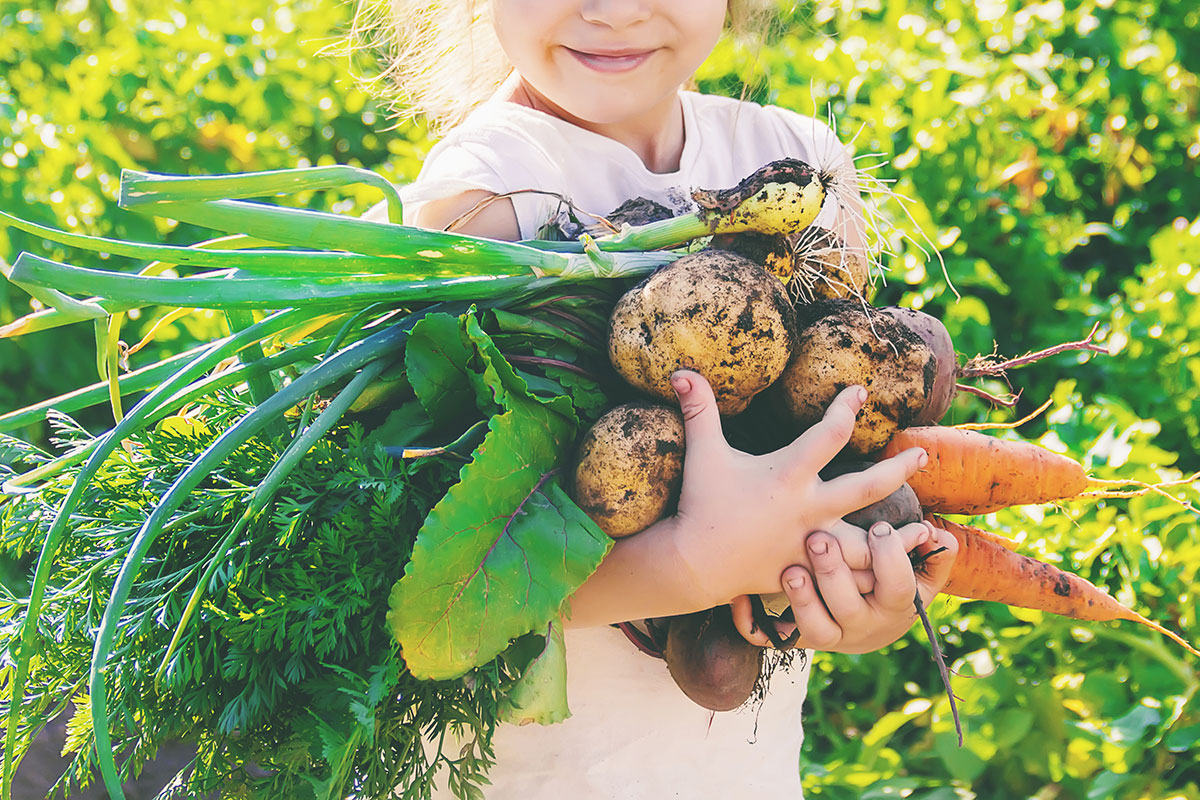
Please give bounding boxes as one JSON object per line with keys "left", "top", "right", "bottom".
{"left": 350, "top": 0, "right": 781, "bottom": 134}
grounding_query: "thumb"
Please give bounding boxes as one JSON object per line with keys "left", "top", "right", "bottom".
{"left": 915, "top": 522, "right": 960, "bottom": 602}
{"left": 670, "top": 370, "right": 726, "bottom": 459}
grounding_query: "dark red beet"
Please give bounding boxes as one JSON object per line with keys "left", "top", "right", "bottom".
{"left": 881, "top": 307, "right": 957, "bottom": 425}
{"left": 664, "top": 605, "right": 764, "bottom": 711}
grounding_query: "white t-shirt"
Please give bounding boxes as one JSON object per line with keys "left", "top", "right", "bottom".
{"left": 400, "top": 90, "right": 845, "bottom": 239}
{"left": 397, "top": 91, "right": 846, "bottom": 800}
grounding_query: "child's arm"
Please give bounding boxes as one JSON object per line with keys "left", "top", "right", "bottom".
{"left": 412, "top": 190, "right": 520, "bottom": 240}
{"left": 563, "top": 371, "right": 930, "bottom": 628}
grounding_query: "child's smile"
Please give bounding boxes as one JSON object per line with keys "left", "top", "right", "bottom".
{"left": 491, "top": 0, "right": 726, "bottom": 168}
{"left": 562, "top": 45, "right": 658, "bottom": 74}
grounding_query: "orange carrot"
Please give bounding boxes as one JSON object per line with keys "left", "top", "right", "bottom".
{"left": 928, "top": 516, "right": 1200, "bottom": 658}
{"left": 945, "top": 518, "right": 1019, "bottom": 551}
{"left": 883, "top": 426, "right": 1089, "bottom": 514}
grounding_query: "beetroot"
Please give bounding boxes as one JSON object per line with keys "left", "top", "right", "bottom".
{"left": 663, "top": 605, "right": 763, "bottom": 711}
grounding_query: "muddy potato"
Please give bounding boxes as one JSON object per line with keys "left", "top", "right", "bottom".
{"left": 664, "top": 605, "right": 764, "bottom": 712}
{"left": 571, "top": 403, "right": 685, "bottom": 538}
{"left": 881, "top": 307, "right": 957, "bottom": 425}
{"left": 607, "top": 250, "right": 796, "bottom": 415}
{"left": 777, "top": 299, "right": 936, "bottom": 454}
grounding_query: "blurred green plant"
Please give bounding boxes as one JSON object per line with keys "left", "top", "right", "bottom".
{"left": 0, "top": 0, "right": 426, "bottom": 443}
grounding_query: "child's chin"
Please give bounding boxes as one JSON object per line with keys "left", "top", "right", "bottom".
{"left": 557, "top": 92, "right": 675, "bottom": 128}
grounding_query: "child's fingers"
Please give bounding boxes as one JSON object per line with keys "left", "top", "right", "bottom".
{"left": 866, "top": 522, "right": 920, "bottom": 614}
{"left": 914, "top": 524, "right": 960, "bottom": 605}
{"left": 780, "top": 565, "right": 842, "bottom": 650}
{"left": 805, "top": 532, "right": 872, "bottom": 632}
{"left": 851, "top": 568, "right": 875, "bottom": 595}
{"left": 730, "top": 595, "right": 797, "bottom": 648}
{"left": 895, "top": 520, "right": 933, "bottom": 552}
{"left": 824, "top": 521, "right": 920, "bottom": 594}
{"left": 671, "top": 370, "right": 728, "bottom": 461}
{"left": 820, "top": 447, "right": 928, "bottom": 521}
{"left": 776, "top": 385, "right": 866, "bottom": 476}
{"left": 729, "top": 595, "right": 774, "bottom": 648}
{"left": 824, "top": 519, "right": 871, "bottom": 570}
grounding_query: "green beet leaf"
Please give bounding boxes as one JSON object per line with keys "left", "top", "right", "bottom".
{"left": 406, "top": 311, "right": 576, "bottom": 424}
{"left": 388, "top": 397, "right": 610, "bottom": 680}
{"left": 405, "top": 312, "right": 477, "bottom": 426}
{"left": 462, "top": 314, "right": 576, "bottom": 422}
{"left": 499, "top": 620, "right": 570, "bottom": 726}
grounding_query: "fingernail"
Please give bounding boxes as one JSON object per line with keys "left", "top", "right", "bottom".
{"left": 917, "top": 528, "right": 931, "bottom": 545}
{"left": 871, "top": 522, "right": 892, "bottom": 537}
{"left": 855, "top": 386, "right": 867, "bottom": 404}
{"left": 670, "top": 372, "right": 689, "bottom": 394}
{"left": 809, "top": 539, "right": 828, "bottom": 555}
{"left": 787, "top": 573, "right": 806, "bottom": 591}
{"left": 917, "top": 448, "right": 929, "bottom": 468}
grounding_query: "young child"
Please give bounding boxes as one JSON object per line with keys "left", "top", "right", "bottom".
{"left": 361, "top": 1, "right": 959, "bottom": 796}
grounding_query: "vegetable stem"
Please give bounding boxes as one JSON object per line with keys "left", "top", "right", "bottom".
{"left": 120, "top": 165, "right": 404, "bottom": 224}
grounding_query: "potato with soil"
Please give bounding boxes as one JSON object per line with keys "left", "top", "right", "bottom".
{"left": 664, "top": 604, "right": 764, "bottom": 712}
{"left": 571, "top": 403, "right": 685, "bottom": 538}
{"left": 608, "top": 250, "right": 797, "bottom": 416}
{"left": 776, "top": 299, "right": 936, "bottom": 454}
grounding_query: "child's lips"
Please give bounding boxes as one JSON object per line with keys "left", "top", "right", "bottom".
{"left": 564, "top": 46, "right": 656, "bottom": 73}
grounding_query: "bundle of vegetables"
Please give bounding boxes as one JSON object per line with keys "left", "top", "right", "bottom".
{"left": 560, "top": 185, "right": 1200, "bottom": 715}
{"left": 1, "top": 155, "right": 1195, "bottom": 800}
{"left": 0, "top": 161, "right": 842, "bottom": 800}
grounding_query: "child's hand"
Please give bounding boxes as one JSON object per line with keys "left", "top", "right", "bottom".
{"left": 731, "top": 520, "right": 959, "bottom": 653}
{"left": 664, "top": 370, "right": 929, "bottom": 610}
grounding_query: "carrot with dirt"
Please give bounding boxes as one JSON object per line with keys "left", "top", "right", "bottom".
{"left": 882, "top": 426, "right": 1198, "bottom": 514}
{"left": 928, "top": 516, "right": 1200, "bottom": 657}
{"left": 881, "top": 426, "right": 1090, "bottom": 513}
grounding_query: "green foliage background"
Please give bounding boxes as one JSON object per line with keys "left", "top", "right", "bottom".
{"left": 1, "top": 0, "right": 1198, "bottom": 798}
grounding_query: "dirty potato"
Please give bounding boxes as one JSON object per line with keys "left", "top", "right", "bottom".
{"left": 777, "top": 299, "right": 936, "bottom": 454}
{"left": 571, "top": 403, "right": 686, "bottom": 538}
{"left": 607, "top": 250, "right": 796, "bottom": 415}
